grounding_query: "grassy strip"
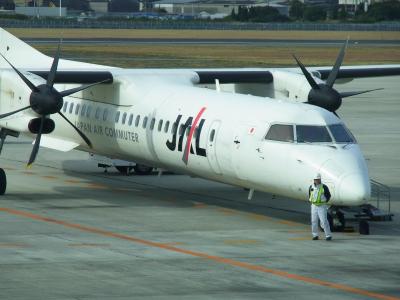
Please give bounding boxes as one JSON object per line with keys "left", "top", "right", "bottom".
{"left": 36, "top": 44, "right": 400, "bottom": 68}
{"left": 8, "top": 28, "right": 400, "bottom": 40}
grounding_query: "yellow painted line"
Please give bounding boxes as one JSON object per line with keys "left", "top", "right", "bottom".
{"left": 0, "top": 207, "right": 398, "bottom": 300}
{"left": 278, "top": 220, "right": 305, "bottom": 227}
{"left": 42, "top": 175, "right": 58, "bottom": 180}
{"left": 85, "top": 183, "right": 108, "bottom": 190}
{"left": 193, "top": 202, "right": 207, "bottom": 208}
{"left": 65, "top": 179, "right": 84, "bottom": 184}
{"left": 0, "top": 242, "right": 30, "bottom": 248}
{"left": 289, "top": 237, "right": 312, "bottom": 241}
{"left": 217, "top": 208, "right": 237, "bottom": 215}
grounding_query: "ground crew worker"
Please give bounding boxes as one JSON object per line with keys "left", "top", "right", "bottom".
{"left": 309, "top": 173, "right": 332, "bottom": 241}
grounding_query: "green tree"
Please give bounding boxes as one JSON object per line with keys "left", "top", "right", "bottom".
{"left": 61, "top": 0, "right": 90, "bottom": 11}
{"left": 365, "top": 0, "right": 400, "bottom": 21}
{"left": 109, "top": 0, "right": 139, "bottom": 12}
{"left": 289, "top": 0, "right": 304, "bottom": 20}
{"left": 0, "top": 0, "right": 15, "bottom": 10}
{"left": 303, "top": 6, "right": 326, "bottom": 21}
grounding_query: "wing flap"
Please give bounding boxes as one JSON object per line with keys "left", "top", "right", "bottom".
{"left": 39, "top": 136, "right": 79, "bottom": 152}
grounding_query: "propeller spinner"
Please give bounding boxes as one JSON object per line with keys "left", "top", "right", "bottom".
{"left": 0, "top": 43, "right": 109, "bottom": 167}
{"left": 293, "top": 40, "right": 382, "bottom": 115}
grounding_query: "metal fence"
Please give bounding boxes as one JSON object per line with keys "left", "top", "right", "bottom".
{"left": 1, "top": 19, "right": 400, "bottom": 31}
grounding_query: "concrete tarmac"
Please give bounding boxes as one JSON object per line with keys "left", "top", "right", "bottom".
{"left": 0, "top": 76, "right": 399, "bottom": 300}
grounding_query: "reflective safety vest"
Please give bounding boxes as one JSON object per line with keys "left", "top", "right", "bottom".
{"left": 309, "top": 185, "right": 326, "bottom": 206}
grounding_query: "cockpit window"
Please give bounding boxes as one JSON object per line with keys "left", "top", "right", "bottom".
{"left": 328, "top": 124, "right": 356, "bottom": 143}
{"left": 265, "top": 124, "right": 294, "bottom": 142}
{"left": 296, "top": 125, "right": 332, "bottom": 143}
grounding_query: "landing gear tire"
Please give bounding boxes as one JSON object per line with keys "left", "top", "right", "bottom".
{"left": 327, "top": 209, "right": 346, "bottom": 232}
{"left": 0, "top": 168, "right": 6, "bottom": 195}
{"left": 115, "top": 166, "right": 133, "bottom": 175}
{"left": 133, "top": 164, "right": 153, "bottom": 175}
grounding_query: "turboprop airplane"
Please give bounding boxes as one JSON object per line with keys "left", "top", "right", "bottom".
{"left": 0, "top": 28, "right": 399, "bottom": 229}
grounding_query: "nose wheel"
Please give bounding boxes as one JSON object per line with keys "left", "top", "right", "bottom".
{"left": 327, "top": 208, "right": 346, "bottom": 232}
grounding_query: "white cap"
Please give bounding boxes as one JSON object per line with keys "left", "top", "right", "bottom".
{"left": 314, "top": 173, "right": 321, "bottom": 180}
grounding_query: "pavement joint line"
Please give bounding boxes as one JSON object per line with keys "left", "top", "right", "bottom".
{"left": 0, "top": 206, "right": 398, "bottom": 300}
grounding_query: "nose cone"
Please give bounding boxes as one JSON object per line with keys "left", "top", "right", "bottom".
{"left": 338, "top": 173, "right": 370, "bottom": 205}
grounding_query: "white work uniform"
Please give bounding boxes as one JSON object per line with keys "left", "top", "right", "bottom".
{"left": 310, "top": 184, "right": 332, "bottom": 238}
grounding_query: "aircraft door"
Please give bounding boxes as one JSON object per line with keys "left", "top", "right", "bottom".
{"left": 206, "top": 120, "right": 222, "bottom": 175}
{"left": 231, "top": 123, "right": 258, "bottom": 181}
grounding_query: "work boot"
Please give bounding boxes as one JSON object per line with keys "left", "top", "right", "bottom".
{"left": 312, "top": 236, "right": 319, "bottom": 240}
{"left": 326, "top": 236, "right": 332, "bottom": 241}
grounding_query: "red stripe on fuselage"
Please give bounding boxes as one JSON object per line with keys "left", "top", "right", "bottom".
{"left": 182, "top": 107, "right": 207, "bottom": 165}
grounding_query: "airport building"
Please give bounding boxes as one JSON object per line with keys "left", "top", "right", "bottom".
{"left": 152, "top": 0, "right": 288, "bottom": 18}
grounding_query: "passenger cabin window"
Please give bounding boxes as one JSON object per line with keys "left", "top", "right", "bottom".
{"left": 150, "top": 118, "right": 155, "bottom": 130}
{"left": 328, "top": 124, "right": 355, "bottom": 143}
{"left": 122, "top": 112, "right": 127, "bottom": 124}
{"left": 63, "top": 102, "right": 68, "bottom": 113}
{"left": 103, "top": 109, "right": 108, "bottom": 121}
{"left": 265, "top": 124, "right": 294, "bottom": 142}
{"left": 75, "top": 104, "right": 80, "bottom": 115}
{"left": 128, "top": 114, "right": 133, "bottom": 126}
{"left": 95, "top": 107, "right": 101, "bottom": 120}
{"left": 210, "top": 129, "right": 216, "bottom": 142}
{"left": 143, "top": 116, "right": 148, "bottom": 128}
{"left": 164, "top": 121, "right": 170, "bottom": 133}
{"left": 115, "top": 111, "right": 120, "bottom": 123}
{"left": 296, "top": 125, "right": 332, "bottom": 143}
{"left": 135, "top": 115, "right": 140, "bottom": 127}
{"left": 86, "top": 106, "right": 92, "bottom": 118}
{"left": 69, "top": 103, "right": 74, "bottom": 114}
{"left": 158, "top": 120, "right": 163, "bottom": 132}
{"left": 81, "top": 104, "right": 86, "bottom": 116}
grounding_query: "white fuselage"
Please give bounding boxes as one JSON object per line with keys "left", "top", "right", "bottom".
{"left": 0, "top": 70, "right": 371, "bottom": 206}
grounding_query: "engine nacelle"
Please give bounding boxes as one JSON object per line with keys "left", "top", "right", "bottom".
{"left": 28, "top": 118, "right": 55, "bottom": 134}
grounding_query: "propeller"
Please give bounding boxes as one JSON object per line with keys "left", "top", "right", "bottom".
{"left": 293, "top": 40, "right": 383, "bottom": 114}
{"left": 0, "top": 42, "right": 109, "bottom": 167}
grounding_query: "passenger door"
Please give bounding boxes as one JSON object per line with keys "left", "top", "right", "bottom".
{"left": 206, "top": 120, "right": 222, "bottom": 175}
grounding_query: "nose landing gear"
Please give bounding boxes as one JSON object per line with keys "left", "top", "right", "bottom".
{"left": 327, "top": 208, "right": 346, "bottom": 232}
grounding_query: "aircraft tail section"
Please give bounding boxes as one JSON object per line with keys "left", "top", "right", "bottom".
{"left": 0, "top": 28, "right": 111, "bottom": 70}
{"left": 0, "top": 28, "right": 52, "bottom": 69}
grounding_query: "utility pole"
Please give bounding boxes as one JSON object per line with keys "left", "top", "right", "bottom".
{"left": 59, "top": 0, "right": 62, "bottom": 17}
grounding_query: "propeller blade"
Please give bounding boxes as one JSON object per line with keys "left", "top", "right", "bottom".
{"left": 47, "top": 41, "right": 62, "bottom": 88}
{"left": 340, "top": 88, "right": 383, "bottom": 98}
{"left": 60, "top": 79, "right": 111, "bottom": 97}
{"left": 58, "top": 112, "right": 92, "bottom": 148}
{"left": 0, "top": 105, "right": 31, "bottom": 119}
{"left": 0, "top": 53, "right": 39, "bottom": 93}
{"left": 326, "top": 40, "right": 348, "bottom": 88}
{"left": 292, "top": 54, "right": 320, "bottom": 90}
{"left": 27, "top": 115, "right": 45, "bottom": 167}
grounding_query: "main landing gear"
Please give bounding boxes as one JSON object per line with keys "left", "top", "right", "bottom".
{"left": 0, "top": 168, "right": 6, "bottom": 195}
{"left": 114, "top": 164, "right": 153, "bottom": 176}
{"left": 0, "top": 128, "right": 20, "bottom": 196}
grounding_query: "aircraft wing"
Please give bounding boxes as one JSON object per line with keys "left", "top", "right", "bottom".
{"left": 194, "top": 65, "right": 400, "bottom": 84}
